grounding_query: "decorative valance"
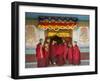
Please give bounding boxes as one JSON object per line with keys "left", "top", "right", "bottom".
{"left": 38, "top": 16, "right": 78, "bottom": 31}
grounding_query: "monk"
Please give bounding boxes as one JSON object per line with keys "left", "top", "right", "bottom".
{"left": 50, "top": 40, "right": 57, "bottom": 65}
{"left": 73, "top": 41, "right": 81, "bottom": 65}
{"left": 68, "top": 43, "right": 73, "bottom": 64}
{"left": 56, "top": 43, "right": 65, "bottom": 66}
{"left": 62, "top": 39, "right": 68, "bottom": 63}
{"left": 43, "top": 42, "right": 49, "bottom": 67}
{"left": 36, "top": 39, "right": 45, "bottom": 67}
{"left": 45, "top": 38, "right": 51, "bottom": 65}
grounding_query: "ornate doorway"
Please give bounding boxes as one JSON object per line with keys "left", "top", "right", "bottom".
{"left": 45, "top": 29, "right": 72, "bottom": 44}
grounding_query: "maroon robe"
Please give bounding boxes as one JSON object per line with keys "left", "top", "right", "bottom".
{"left": 49, "top": 44, "right": 57, "bottom": 64}
{"left": 43, "top": 47, "right": 49, "bottom": 67}
{"left": 36, "top": 43, "right": 45, "bottom": 67}
{"left": 68, "top": 47, "right": 73, "bottom": 64}
{"left": 73, "top": 45, "right": 80, "bottom": 65}
{"left": 63, "top": 44, "right": 68, "bottom": 62}
{"left": 56, "top": 44, "right": 65, "bottom": 66}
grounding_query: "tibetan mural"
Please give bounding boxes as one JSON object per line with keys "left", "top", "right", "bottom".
{"left": 25, "top": 12, "right": 89, "bottom": 68}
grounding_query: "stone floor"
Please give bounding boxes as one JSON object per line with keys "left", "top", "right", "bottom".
{"left": 25, "top": 60, "right": 89, "bottom": 68}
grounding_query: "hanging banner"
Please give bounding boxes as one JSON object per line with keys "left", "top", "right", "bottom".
{"left": 38, "top": 16, "right": 78, "bottom": 31}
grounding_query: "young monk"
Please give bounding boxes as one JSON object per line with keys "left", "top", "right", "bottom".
{"left": 43, "top": 42, "right": 49, "bottom": 67}
{"left": 50, "top": 40, "right": 57, "bottom": 65}
{"left": 36, "top": 39, "right": 45, "bottom": 67}
{"left": 68, "top": 43, "right": 73, "bottom": 64}
{"left": 73, "top": 41, "right": 81, "bottom": 65}
{"left": 45, "top": 38, "right": 51, "bottom": 65}
{"left": 56, "top": 43, "right": 65, "bottom": 66}
{"left": 62, "top": 39, "right": 68, "bottom": 63}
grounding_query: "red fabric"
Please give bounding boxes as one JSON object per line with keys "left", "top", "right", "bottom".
{"left": 39, "top": 22, "right": 77, "bottom": 27}
{"left": 43, "top": 48, "right": 49, "bottom": 66}
{"left": 36, "top": 43, "right": 46, "bottom": 67}
{"left": 56, "top": 44, "right": 64, "bottom": 56}
{"left": 56, "top": 44, "right": 65, "bottom": 66}
{"left": 68, "top": 47, "right": 73, "bottom": 64}
{"left": 50, "top": 44, "right": 57, "bottom": 56}
{"left": 37, "top": 59, "right": 46, "bottom": 67}
{"left": 36, "top": 43, "right": 44, "bottom": 60}
{"left": 49, "top": 44, "right": 57, "bottom": 64}
{"left": 73, "top": 45, "right": 80, "bottom": 65}
{"left": 63, "top": 44, "right": 68, "bottom": 62}
{"left": 56, "top": 55, "right": 65, "bottom": 66}
{"left": 43, "top": 49, "right": 49, "bottom": 59}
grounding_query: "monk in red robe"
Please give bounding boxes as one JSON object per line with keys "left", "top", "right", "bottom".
{"left": 56, "top": 43, "right": 65, "bottom": 66}
{"left": 43, "top": 42, "right": 49, "bottom": 67}
{"left": 50, "top": 40, "right": 57, "bottom": 65}
{"left": 62, "top": 39, "right": 68, "bottom": 63}
{"left": 73, "top": 41, "right": 81, "bottom": 65}
{"left": 68, "top": 43, "right": 73, "bottom": 64}
{"left": 45, "top": 38, "right": 51, "bottom": 65}
{"left": 36, "top": 39, "right": 45, "bottom": 67}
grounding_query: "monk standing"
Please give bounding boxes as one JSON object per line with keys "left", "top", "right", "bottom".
{"left": 62, "top": 39, "right": 68, "bottom": 63}
{"left": 68, "top": 43, "right": 73, "bottom": 64}
{"left": 50, "top": 40, "right": 57, "bottom": 65}
{"left": 73, "top": 41, "right": 81, "bottom": 65}
{"left": 46, "top": 38, "right": 51, "bottom": 65}
{"left": 56, "top": 43, "right": 65, "bottom": 66}
{"left": 36, "top": 39, "right": 45, "bottom": 67}
{"left": 43, "top": 42, "right": 49, "bottom": 67}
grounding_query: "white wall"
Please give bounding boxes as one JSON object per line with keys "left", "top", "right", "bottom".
{"left": 0, "top": 0, "right": 99, "bottom": 81}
